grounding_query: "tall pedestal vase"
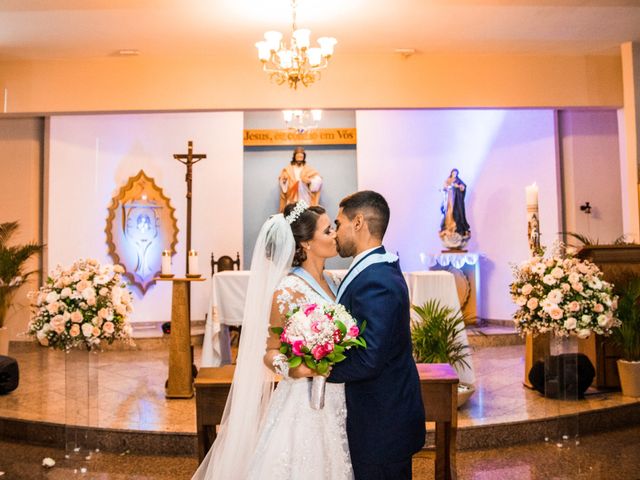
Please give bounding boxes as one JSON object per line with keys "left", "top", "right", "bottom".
{"left": 65, "top": 348, "right": 99, "bottom": 474}
{"left": 543, "top": 335, "right": 583, "bottom": 449}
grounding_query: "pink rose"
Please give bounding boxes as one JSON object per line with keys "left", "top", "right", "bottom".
{"left": 311, "top": 344, "right": 328, "bottom": 360}
{"left": 569, "top": 301, "right": 580, "bottom": 312}
{"left": 280, "top": 331, "right": 289, "bottom": 344}
{"left": 521, "top": 284, "right": 533, "bottom": 296}
{"left": 594, "top": 303, "right": 604, "bottom": 313}
{"left": 311, "top": 321, "right": 321, "bottom": 333}
{"left": 304, "top": 304, "right": 317, "bottom": 316}
{"left": 102, "top": 321, "right": 115, "bottom": 335}
{"left": 70, "top": 324, "right": 81, "bottom": 337}
{"left": 549, "top": 306, "right": 564, "bottom": 320}
{"left": 348, "top": 325, "right": 360, "bottom": 338}
{"left": 291, "top": 340, "right": 304, "bottom": 356}
{"left": 324, "top": 342, "right": 334, "bottom": 353}
{"left": 70, "top": 311, "right": 84, "bottom": 323}
{"left": 527, "top": 298, "right": 539, "bottom": 310}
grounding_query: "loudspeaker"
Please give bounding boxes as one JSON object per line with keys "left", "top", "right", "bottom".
{"left": 0, "top": 355, "right": 19, "bottom": 395}
{"left": 529, "top": 353, "right": 595, "bottom": 399}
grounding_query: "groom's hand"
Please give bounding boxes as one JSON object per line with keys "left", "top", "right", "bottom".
{"left": 290, "top": 364, "right": 329, "bottom": 379}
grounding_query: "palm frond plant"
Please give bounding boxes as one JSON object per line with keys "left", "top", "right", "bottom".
{"left": 561, "top": 231, "right": 599, "bottom": 247}
{"left": 0, "top": 221, "right": 44, "bottom": 328}
{"left": 611, "top": 277, "right": 640, "bottom": 362}
{"left": 411, "top": 299, "right": 471, "bottom": 371}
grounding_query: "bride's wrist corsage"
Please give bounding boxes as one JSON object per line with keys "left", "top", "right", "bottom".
{"left": 272, "top": 353, "right": 290, "bottom": 378}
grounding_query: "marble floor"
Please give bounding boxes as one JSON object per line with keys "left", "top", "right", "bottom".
{"left": 0, "top": 340, "right": 638, "bottom": 435}
{"left": 1, "top": 425, "right": 639, "bottom": 479}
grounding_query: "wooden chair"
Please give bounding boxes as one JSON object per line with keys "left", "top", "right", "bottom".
{"left": 210, "top": 252, "right": 241, "bottom": 349}
{"left": 210, "top": 252, "right": 240, "bottom": 276}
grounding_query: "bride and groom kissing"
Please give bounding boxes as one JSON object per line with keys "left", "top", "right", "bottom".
{"left": 193, "top": 190, "right": 426, "bottom": 480}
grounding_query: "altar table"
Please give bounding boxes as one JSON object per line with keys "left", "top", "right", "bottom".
{"left": 195, "top": 363, "right": 459, "bottom": 480}
{"left": 202, "top": 270, "right": 475, "bottom": 386}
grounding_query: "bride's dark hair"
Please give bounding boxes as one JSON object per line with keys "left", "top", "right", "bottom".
{"left": 283, "top": 203, "right": 326, "bottom": 267}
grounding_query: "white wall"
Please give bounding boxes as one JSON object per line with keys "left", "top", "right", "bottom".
{"left": 356, "top": 110, "right": 560, "bottom": 321}
{"left": 560, "top": 110, "right": 623, "bottom": 242}
{"left": 48, "top": 112, "right": 244, "bottom": 325}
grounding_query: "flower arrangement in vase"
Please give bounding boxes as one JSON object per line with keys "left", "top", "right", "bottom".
{"left": 28, "top": 259, "right": 134, "bottom": 350}
{"left": 510, "top": 244, "right": 619, "bottom": 339}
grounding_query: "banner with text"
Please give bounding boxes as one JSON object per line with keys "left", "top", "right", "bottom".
{"left": 243, "top": 128, "right": 357, "bottom": 146}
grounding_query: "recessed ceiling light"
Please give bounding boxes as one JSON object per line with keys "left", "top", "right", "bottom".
{"left": 117, "top": 49, "right": 140, "bottom": 56}
{"left": 394, "top": 48, "right": 416, "bottom": 58}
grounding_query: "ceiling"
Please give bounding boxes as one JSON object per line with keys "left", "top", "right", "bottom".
{"left": 0, "top": 0, "right": 639, "bottom": 61}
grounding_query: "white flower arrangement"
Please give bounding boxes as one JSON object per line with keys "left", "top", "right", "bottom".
{"left": 510, "top": 244, "right": 619, "bottom": 338}
{"left": 28, "top": 259, "right": 134, "bottom": 351}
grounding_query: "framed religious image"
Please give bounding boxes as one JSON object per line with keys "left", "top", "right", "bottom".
{"left": 105, "top": 170, "right": 179, "bottom": 294}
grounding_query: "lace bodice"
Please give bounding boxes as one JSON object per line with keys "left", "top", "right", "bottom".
{"left": 274, "top": 274, "right": 336, "bottom": 316}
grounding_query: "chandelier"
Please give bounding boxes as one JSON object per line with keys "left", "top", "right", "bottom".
{"left": 283, "top": 109, "right": 322, "bottom": 133}
{"left": 255, "top": 0, "right": 337, "bottom": 89}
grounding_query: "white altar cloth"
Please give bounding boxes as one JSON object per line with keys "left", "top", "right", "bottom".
{"left": 202, "top": 269, "right": 475, "bottom": 385}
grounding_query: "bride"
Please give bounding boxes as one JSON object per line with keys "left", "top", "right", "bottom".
{"left": 192, "top": 201, "right": 353, "bottom": 480}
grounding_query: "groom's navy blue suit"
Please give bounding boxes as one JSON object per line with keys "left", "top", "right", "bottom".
{"left": 328, "top": 246, "right": 426, "bottom": 479}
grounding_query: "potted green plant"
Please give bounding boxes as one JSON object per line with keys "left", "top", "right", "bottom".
{"left": 0, "top": 221, "right": 44, "bottom": 355}
{"left": 411, "top": 299, "right": 474, "bottom": 407}
{"left": 611, "top": 277, "right": 640, "bottom": 397}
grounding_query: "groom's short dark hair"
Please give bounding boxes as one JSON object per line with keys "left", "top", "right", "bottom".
{"left": 339, "top": 190, "right": 390, "bottom": 239}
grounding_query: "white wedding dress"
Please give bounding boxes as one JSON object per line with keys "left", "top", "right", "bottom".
{"left": 247, "top": 274, "right": 354, "bottom": 480}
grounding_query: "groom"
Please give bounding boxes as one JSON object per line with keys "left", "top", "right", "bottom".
{"left": 328, "top": 190, "right": 426, "bottom": 479}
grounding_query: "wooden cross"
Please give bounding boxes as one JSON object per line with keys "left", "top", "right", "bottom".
{"left": 173, "top": 141, "right": 206, "bottom": 270}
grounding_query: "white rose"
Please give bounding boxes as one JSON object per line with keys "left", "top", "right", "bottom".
{"left": 527, "top": 297, "right": 539, "bottom": 310}
{"left": 532, "top": 264, "right": 546, "bottom": 275}
{"left": 597, "top": 314, "right": 611, "bottom": 328}
{"left": 543, "top": 275, "right": 557, "bottom": 286}
{"left": 60, "top": 287, "right": 72, "bottom": 299}
{"left": 516, "top": 296, "right": 527, "bottom": 306}
{"left": 551, "top": 267, "right": 564, "bottom": 279}
{"left": 577, "top": 329, "right": 591, "bottom": 339}
{"left": 45, "top": 292, "right": 59, "bottom": 304}
{"left": 564, "top": 317, "right": 577, "bottom": 330}
{"left": 547, "top": 289, "right": 563, "bottom": 304}
{"left": 81, "top": 323, "right": 94, "bottom": 337}
{"left": 568, "top": 272, "right": 580, "bottom": 284}
{"left": 581, "top": 314, "right": 592, "bottom": 324}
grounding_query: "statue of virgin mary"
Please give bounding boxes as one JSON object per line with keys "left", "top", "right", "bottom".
{"left": 439, "top": 168, "right": 471, "bottom": 250}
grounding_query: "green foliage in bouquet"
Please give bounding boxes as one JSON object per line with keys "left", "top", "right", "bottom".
{"left": 411, "top": 299, "right": 470, "bottom": 371}
{"left": 0, "top": 221, "right": 44, "bottom": 328}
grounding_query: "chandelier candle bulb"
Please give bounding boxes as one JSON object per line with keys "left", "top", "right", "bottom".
{"left": 161, "top": 250, "right": 172, "bottom": 275}
{"left": 188, "top": 250, "right": 199, "bottom": 276}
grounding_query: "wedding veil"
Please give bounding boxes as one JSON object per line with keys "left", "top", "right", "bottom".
{"left": 192, "top": 214, "right": 295, "bottom": 480}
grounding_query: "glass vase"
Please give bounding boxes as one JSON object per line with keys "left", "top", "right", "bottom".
{"left": 543, "top": 334, "right": 581, "bottom": 449}
{"left": 64, "top": 348, "right": 99, "bottom": 473}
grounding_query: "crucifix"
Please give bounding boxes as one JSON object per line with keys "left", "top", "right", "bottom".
{"left": 173, "top": 140, "right": 206, "bottom": 275}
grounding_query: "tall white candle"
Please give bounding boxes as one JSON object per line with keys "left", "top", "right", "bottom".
{"left": 161, "top": 250, "right": 172, "bottom": 275}
{"left": 188, "top": 250, "right": 199, "bottom": 275}
{"left": 525, "top": 182, "right": 539, "bottom": 206}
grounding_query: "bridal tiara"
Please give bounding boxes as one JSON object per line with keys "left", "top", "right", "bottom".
{"left": 285, "top": 201, "right": 309, "bottom": 224}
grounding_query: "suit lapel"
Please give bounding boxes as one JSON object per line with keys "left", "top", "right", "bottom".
{"left": 337, "top": 246, "right": 386, "bottom": 300}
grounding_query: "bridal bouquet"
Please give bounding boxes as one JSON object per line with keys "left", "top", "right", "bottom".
{"left": 28, "top": 259, "right": 134, "bottom": 351}
{"left": 510, "top": 246, "right": 619, "bottom": 339}
{"left": 272, "top": 303, "right": 366, "bottom": 409}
